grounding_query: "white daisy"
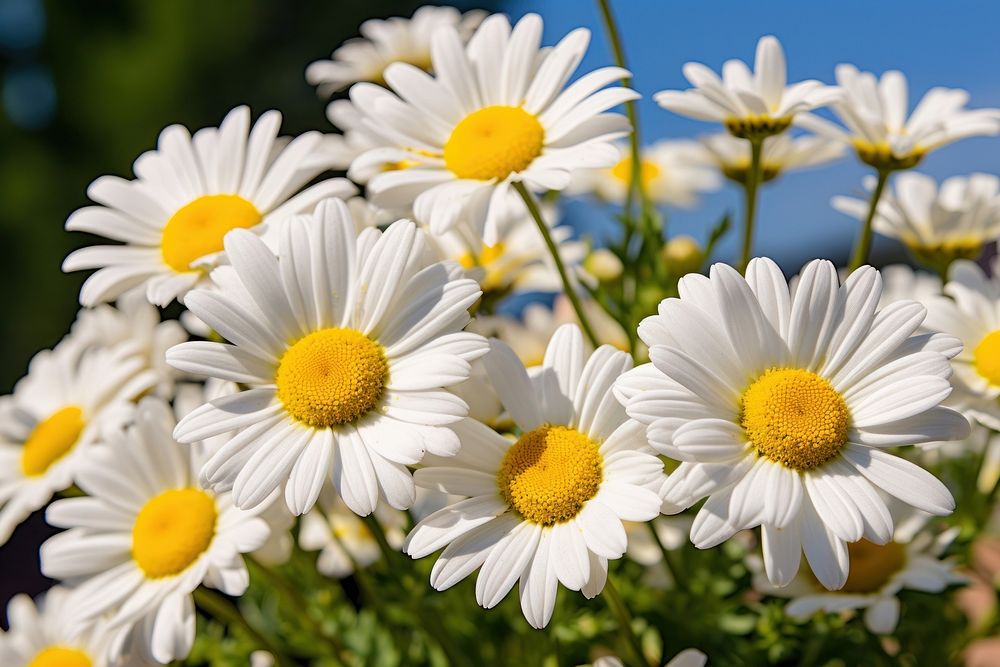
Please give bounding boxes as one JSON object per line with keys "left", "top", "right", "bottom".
{"left": 40, "top": 397, "right": 272, "bottom": 664}
{"left": 615, "top": 258, "right": 969, "bottom": 590}
{"left": 699, "top": 132, "right": 844, "bottom": 185}
{"left": 299, "top": 487, "right": 406, "bottom": 578}
{"left": 404, "top": 324, "right": 664, "bottom": 629}
{"left": 654, "top": 36, "right": 840, "bottom": 139}
{"left": 797, "top": 65, "right": 1000, "bottom": 171}
{"left": 0, "top": 340, "right": 155, "bottom": 544}
{"left": 568, "top": 140, "right": 722, "bottom": 206}
{"left": 873, "top": 264, "right": 942, "bottom": 309}
{"left": 833, "top": 172, "right": 1000, "bottom": 271}
{"left": 348, "top": 12, "right": 638, "bottom": 243}
{"left": 62, "top": 105, "right": 356, "bottom": 307}
{"left": 305, "top": 5, "right": 486, "bottom": 95}
{"left": 167, "top": 199, "right": 487, "bottom": 516}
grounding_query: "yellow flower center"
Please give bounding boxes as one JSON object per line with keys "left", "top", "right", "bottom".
{"left": 27, "top": 647, "right": 92, "bottom": 667}
{"left": 276, "top": 328, "right": 389, "bottom": 428}
{"left": 444, "top": 106, "right": 544, "bottom": 181}
{"left": 740, "top": 368, "right": 850, "bottom": 471}
{"left": 610, "top": 156, "right": 661, "bottom": 189}
{"left": 721, "top": 158, "right": 782, "bottom": 185}
{"left": 974, "top": 329, "right": 1000, "bottom": 387}
{"left": 724, "top": 114, "right": 792, "bottom": 140}
{"left": 497, "top": 425, "right": 603, "bottom": 526}
{"left": 161, "top": 194, "right": 262, "bottom": 272}
{"left": 132, "top": 488, "right": 217, "bottom": 578}
{"left": 851, "top": 139, "right": 925, "bottom": 171}
{"left": 20, "top": 406, "right": 85, "bottom": 477}
{"left": 841, "top": 540, "right": 906, "bottom": 593}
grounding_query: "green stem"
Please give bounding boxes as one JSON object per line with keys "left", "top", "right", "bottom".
{"left": 643, "top": 522, "right": 684, "bottom": 593}
{"left": 848, "top": 168, "right": 891, "bottom": 271}
{"left": 603, "top": 574, "right": 647, "bottom": 666}
{"left": 193, "top": 587, "right": 293, "bottom": 667}
{"left": 513, "top": 181, "right": 600, "bottom": 347}
{"left": 738, "top": 138, "right": 764, "bottom": 273}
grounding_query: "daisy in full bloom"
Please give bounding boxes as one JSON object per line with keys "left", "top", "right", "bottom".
{"left": 699, "top": 132, "right": 844, "bottom": 185}
{"left": 348, "top": 12, "right": 638, "bottom": 243}
{"left": 0, "top": 340, "right": 155, "bottom": 544}
{"left": 299, "top": 487, "right": 406, "bottom": 578}
{"left": 654, "top": 36, "right": 840, "bottom": 139}
{"left": 833, "top": 172, "right": 1000, "bottom": 271}
{"left": 62, "top": 105, "right": 356, "bottom": 307}
{"left": 305, "top": 6, "right": 486, "bottom": 95}
{"left": 0, "top": 587, "right": 128, "bottom": 667}
{"left": 167, "top": 199, "right": 487, "bottom": 516}
{"left": 797, "top": 66, "right": 1000, "bottom": 171}
{"left": 615, "top": 258, "right": 969, "bottom": 590}
{"left": 404, "top": 324, "right": 664, "bottom": 628}
{"left": 752, "top": 509, "right": 965, "bottom": 634}
{"left": 568, "top": 140, "right": 722, "bottom": 207}
{"left": 40, "top": 397, "right": 273, "bottom": 664}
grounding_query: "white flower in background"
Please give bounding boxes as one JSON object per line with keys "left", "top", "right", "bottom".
{"left": 299, "top": 487, "right": 406, "bottom": 578}
{"left": 168, "top": 200, "right": 486, "bottom": 516}
{"left": 915, "top": 423, "right": 1000, "bottom": 494}
{"left": 348, "top": 13, "right": 637, "bottom": 243}
{"left": 41, "top": 397, "right": 272, "bottom": 665}
{"left": 615, "top": 259, "right": 969, "bottom": 590}
{"left": 623, "top": 516, "right": 692, "bottom": 590}
{"left": 873, "top": 264, "right": 942, "bottom": 309}
{"left": 592, "top": 648, "right": 707, "bottom": 667}
{"left": 0, "top": 587, "right": 129, "bottom": 667}
{"left": 405, "top": 324, "right": 663, "bottom": 629}
{"left": 319, "top": 100, "right": 381, "bottom": 172}
{"left": 752, "top": 509, "right": 965, "bottom": 634}
{"left": 62, "top": 105, "right": 356, "bottom": 307}
{"left": 699, "top": 132, "right": 844, "bottom": 184}
{"left": 569, "top": 140, "right": 721, "bottom": 206}
{"left": 306, "top": 6, "right": 486, "bottom": 95}
{"left": 654, "top": 36, "right": 840, "bottom": 139}
{"left": 0, "top": 341, "right": 155, "bottom": 544}
{"left": 70, "top": 289, "right": 188, "bottom": 398}
{"left": 833, "top": 172, "right": 1000, "bottom": 269}
{"left": 797, "top": 66, "right": 1000, "bottom": 171}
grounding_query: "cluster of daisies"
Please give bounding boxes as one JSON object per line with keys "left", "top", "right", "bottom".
{"left": 3, "top": 4, "right": 1000, "bottom": 666}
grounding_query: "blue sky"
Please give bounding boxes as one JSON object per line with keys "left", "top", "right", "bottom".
{"left": 497, "top": 0, "right": 1000, "bottom": 271}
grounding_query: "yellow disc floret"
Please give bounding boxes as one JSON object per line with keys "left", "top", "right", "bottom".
{"left": 610, "top": 156, "right": 661, "bottom": 190}
{"left": 444, "top": 106, "right": 544, "bottom": 181}
{"left": 21, "top": 406, "right": 85, "bottom": 477}
{"left": 841, "top": 540, "right": 906, "bottom": 593}
{"left": 973, "top": 329, "right": 1000, "bottom": 386}
{"left": 132, "top": 488, "right": 217, "bottom": 578}
{"left": 161, "top": 194, "right": 262, "bottom": 272}
{"left": 740, "top": 368, "right": 850, "bottom": 471}
{"left": 497, "top": 425, "right": 603, "bottom": 526}
{"left": 28, "top": 647, "right": 92, "bottom": 667}
{"left": 276, "top": 328, "right": 389, "bottom": 428}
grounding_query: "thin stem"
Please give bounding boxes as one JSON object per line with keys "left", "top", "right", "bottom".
{"left": 848, "top": 168, "right": 891, "bottom": 271}
{"left": 513, "top": 181, "right": 600, "bottom": 347}
{"left": 603, "top": 574, "right": 647, "bottom": 667}
{"left": 643, "top": 522, "right": 684, "bottom": 593}
{"left": 193, "top": 587, "right": 293, "bottom": 667}
{"left": 738, "top": 138, "right": 764, "bottom": 273}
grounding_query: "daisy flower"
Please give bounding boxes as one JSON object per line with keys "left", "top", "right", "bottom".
{"left": 40, "top": 397, "right": 272, "bottom": 664}
{"left": 299, "top": 487, "right": 406, "bottom": 578}
{"left": 167, "top": 199, "right": 487, "bottom": 516}
{"left": 654, "top": 36, "right": 840, "bottom": 140}
{"left": 305, "top": 5, "right": 486, "bottom": 95}
{"left": 62, "top": 105, "right": 356, "bottom": 307}
{"left": 699, "top": 132, "right": 844, "bottom": 185}
{"left": 874, "top": 264, "right": 942, "bottom": 309}
{"left": 833, "top": 172, "right": 1000, "bottom": 271}
{"left": 347, "top": 12, "right": 638, "bottom": 243}
{"left": 568, "top": 140, "right": 722, "bottom": 207}
{"left": 404, "top": 324, "right": 664, "bottom": 629}
{"left": 797, "top": 65, "right": 1000, "bottom": 171}
{"left": 615, "top": 258, "right": 969, "bottom": 590}
{"left": 0, "top": 340, "right": 155, "bottom": 544}
{"left": 753, "top": 510, "right": 965, "bottom": 634}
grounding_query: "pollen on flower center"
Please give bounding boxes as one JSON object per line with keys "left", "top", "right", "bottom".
{"left": 132, "top": 488, "right": 217, "bottom": 578}
{"left": 497, "top": 425, "right": 603, "bottom": 526}
{"left": 276, "top": 328, "right": 389, "bottom": 428}
{"left": 444, "top": 106, "right": 545, "bottom": 181}
{"left": 28, "top": 646, "right": 93, "bottom": 667}
{"left": 20, "top": 406, "right": 85, "bottom": 477}
{"left": 740, "top": 368, "right": 850, "bottom": 471}
{"left": 840, "top": 540, "right": 906, "bottom": 593}
{"left": 973, "top": 329, "right": 1000, "bottom": 386}
{"left": 610, "top": 156, "right": 661, "bottom": 189}
{"left": 161, "top": 194, "right": 262, "bottom": 273}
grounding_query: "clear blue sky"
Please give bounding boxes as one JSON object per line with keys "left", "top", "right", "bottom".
{"left": 498, "top": 0, "right": 1000, "bottom": 271}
